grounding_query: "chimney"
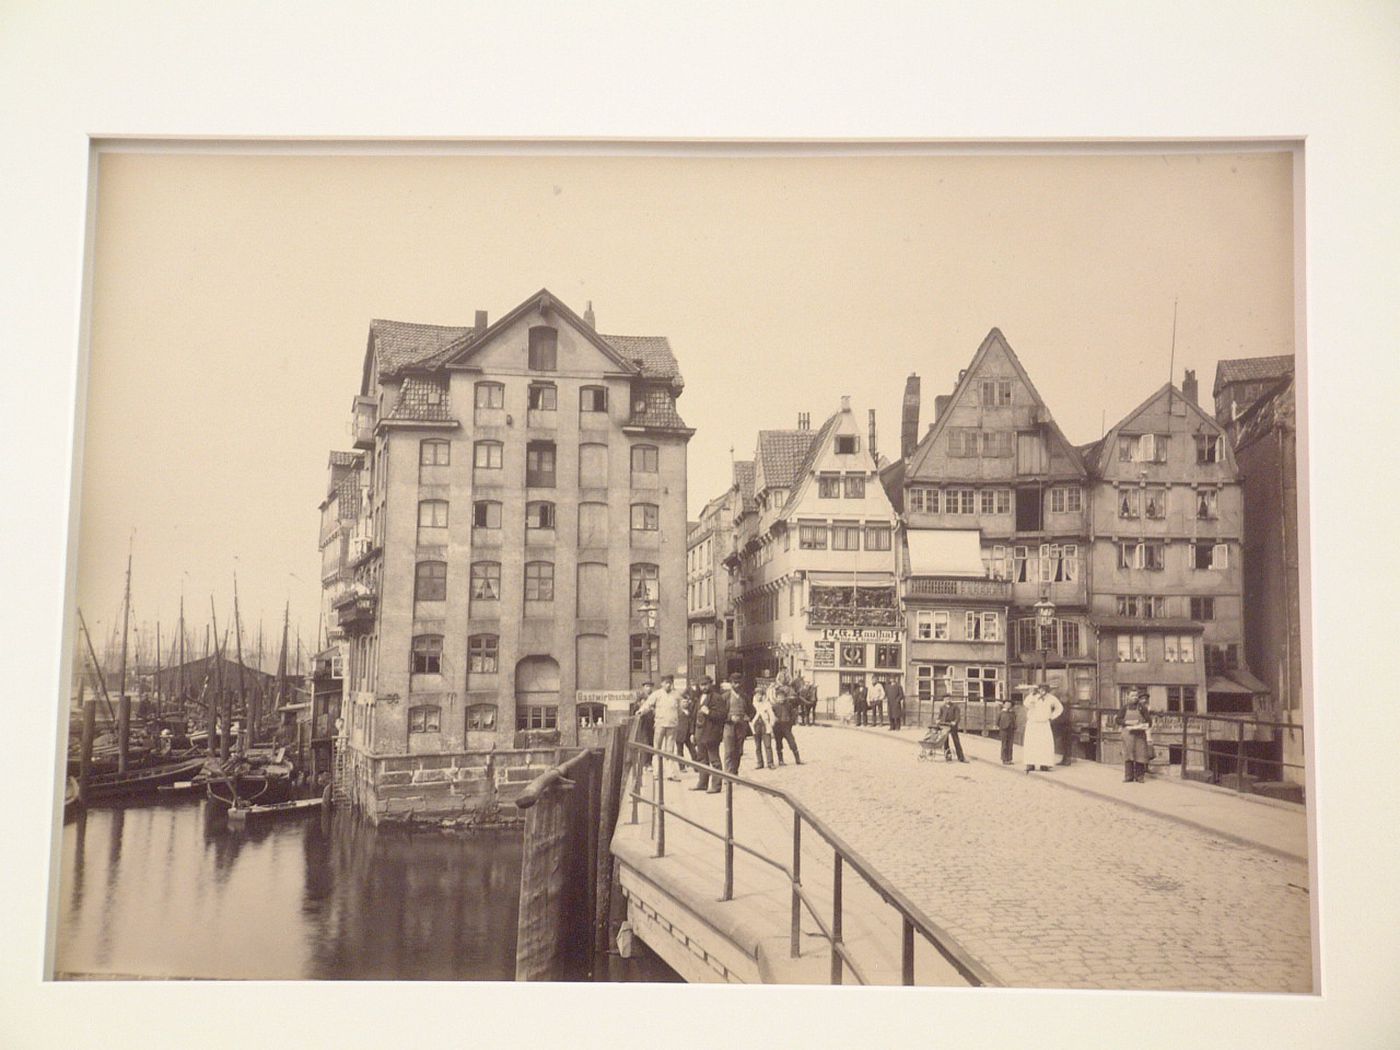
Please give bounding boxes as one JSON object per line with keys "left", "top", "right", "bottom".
{"left": 797, "top": 412, "right": 810, "bottom": 431}
{"left": 840, "top": 394, "right": 851, "bottom": 412}
{"left": 1182, "top": 368, "right": 1198, "bottom": 406}
{"left": 900, "top": 373, "right": 921, "bottom": 461}
{"left": 934, "top": 394, "right": 952, "bottom": 422}
{"left": 474, "top": 309, "right": 488, "bottom": 329}
{"left": 867, "top": 409, "right": 878, "bottom": 459}
{"left": 583, "top": 300, "right": 596, "bottom": 328}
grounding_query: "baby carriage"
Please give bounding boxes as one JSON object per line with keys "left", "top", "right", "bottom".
{"left": 918, "top": 725, "right": 952, "bottom": 761}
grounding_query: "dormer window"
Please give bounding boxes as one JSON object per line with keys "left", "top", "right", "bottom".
{"left": 835, "top": 435, "right": 857, "bottom": 455}
{"left": 528, "top": 326, "right": 558, "bottom": 371}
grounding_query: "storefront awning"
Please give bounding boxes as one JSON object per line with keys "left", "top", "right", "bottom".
{"left": 906, "top": 529, "right": 985, "bottom": 578}
{"left": 1207, "top": 670, "right": 1271, "bottom": 695}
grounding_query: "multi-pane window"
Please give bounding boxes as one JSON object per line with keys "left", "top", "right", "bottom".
{"left": 965, "top": 611, "right": 1001, "bottom": 641}
{"left": 420, "top": 439, "right": 450, "bottom": 466}
{"left": 470, "top": 561, "right": 501, "bottom": 601}
{"left": 1060, "top": 620, "right": 1083, "bottom": 657}
{"left": 984, "top": 544, "right": 1008, "bottom": 579}
{"left": 916, "top": 610, "right": 933, "bottom": 640}
{"left": 1190, "top": 596, "right": 1216, "bottom": 620}
{"left": 995, "top": 490, "right": 1011, "bottom": 514}
{"left": 1166, "top": 686, "right": 1198, "bottom": 713}
{"left": 528, "top": 326, "right": 558, "bottom": 370}
{"left": 948, "top": 429, "right": 978, "bottom": 457}
{"left": 410, "top": 635, "right": 443, "bottom": 674}
{"left": 408, "top": 705, "right": 441, "bottom": 734}
{"left": 981, "top": 378, "right": 1013, "bottom": 407}
{"left": 864, "top": 525, "right": 892, "bottom": 551}
{"left": 931, "top": 611, "right": 950, "bottom": 640}
{"left": 526, "top": 441, "right": 556, "bottom": 487}
{"left": 418, "top": 499, "right": 448, "bottom": 528}
{"left": 1195, "top": 434, "right": 1222, "bottom": 464}
{"left": 466, "top": 704, "right": 497, "bottom": 730}
{"left": 1118, "top": 595, "right": 1168, "bottom": 619}
{"left": 966, "top": 666, "right": 1002, "bottom": 700}
{"left": 1016, "top": 619, "right": 1038, "bottom": 656}
{"left": 524, "top": 561, "right": 554, "bottom": 601}
{"left": 874, "top": 644, "right": 902, "bottom": 669}
{"left": 945, "top": 488, "right": 975, "bottom": 515}
{"left": 526, "top": 501, "right": 555, "bottom": 530}
{"left": 1192, "top": 541, "right": 1229, "bottom": 570}
{"left": 1039, "top": 543, "right": 1078, "bottom": 582}
{"left": 979, "top": 432, "right": 1013, "bottom": 457}
{"left": 1164, "top": 635, "right": 1195, "bottom": 663}
{"left": 630, "top": 634, "right": 660, "bottom": 674}
{"left": 631, "top": 445, "right": 659, "bottom": 476}
{"left": 843, "top": 475, "right": 865, "bottom": 498}
{"left": 528, "top": 382, "right": 557, "bottom": 410}
{"left": 1118, "top": 487, "right": 1140, "bottom": 519}
{"left": 1119, "top": 541, "right": 1164, "bottom": 571}
{"left": 631, "top": 503, "right": 659, "bottom": 531}
{"left": 414, "top": 561, "right": 447, "bottom": 601}
{"left": 1051, "top": 486, "right": 1082, "bottom": 513}
{"left": 1012, "top": 545, "right": 1031, "bottom": 583}
{"left": 1196, "top": 489, "right": 1218, "bottom": 520}
{"left": 798, "top": 524, "right": 828, "bottom": 549}
{"left": 907, "top": 487, "right": 938, "bottom": 513}
{"left": 818, "top": 476, "right": 841, "bottom": 498}
{"left": 1138, "top": 487, "right": 1163, "bottom": 520}
{"left": 468, "top": 634, "right": 498, "bottom": 674}
{"left": 1116, "top": 634, "right": 1148, "bottom": 662}
{"left": 631, "top": 564, "right": 659, "bottom": 610}
{"left": 516, "top": 705, "right": 559, "bottom": 732}
{"left": 980, "top": 489, "right": 997, "bottom": 515}
{"left": 580, "top": 386, "right": 608, "bottom": 413}
{"left": 474, "top": 382, "right": 504, "bottom": 410}
{"left": 1118, "top": 433, "right": 1169, "bottom": 463}
{"left": 831, "top": 524, "right": 861, "bottom": 551}
{"left": 473, "top": 500, "right": 501, "bottom": 529}
{"left": 1205, "top": 643, "right": 1240, "bottom": 674}
{"left": 474, "top": 440, "right": 503, "bottom": 471}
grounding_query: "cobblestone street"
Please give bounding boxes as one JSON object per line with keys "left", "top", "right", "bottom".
{"left": 747, "top": 723, "right": 1313, "bottom": 993}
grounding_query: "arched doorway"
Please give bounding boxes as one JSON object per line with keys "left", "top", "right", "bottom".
{"left": 515, "top": 655, "right": 560, "bottom": 732}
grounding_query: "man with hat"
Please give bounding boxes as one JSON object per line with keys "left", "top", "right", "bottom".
{"left": 689, "top": 676, "right": 726, "bottom": 793}
{"left": 1118, "top": 687, "right": 1154, "bottom": 783}
{"left": 721, "top": 673, "right": 752, "bottom": 776}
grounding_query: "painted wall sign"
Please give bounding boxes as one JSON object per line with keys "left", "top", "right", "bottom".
{"left": 819, "top": 628, "right": 903, "bottom": 643}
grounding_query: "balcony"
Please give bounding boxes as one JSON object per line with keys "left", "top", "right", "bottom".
{"left": 351, "top": 396, "right": 377, "bottom": 450}
{"left": 333, "top": 583, "right": 377, "bottom": 632}
{"left": 807, "top": 606, "right": 901, "bottom": 629}
{"left": 907, "top": 576, "right": 1012, "bottom": 601}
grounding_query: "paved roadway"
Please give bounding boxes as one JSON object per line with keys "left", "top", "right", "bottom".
{"left": 731, "top": 723, "right": 1313, "bottom": 993}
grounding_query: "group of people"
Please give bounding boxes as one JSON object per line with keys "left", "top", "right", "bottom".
{"left": 632, "top": 671, "right": 808, "bottom": 794}
{"left": 844, "top": 677, "right": 907, "bottom": 731}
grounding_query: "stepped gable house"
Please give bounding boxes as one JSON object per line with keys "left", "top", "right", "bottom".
{"left": 325, "top": 289, "right": 693, "bottom": 768}
{"left": 897, "top": 329, "right": 1093, "bottom": 711}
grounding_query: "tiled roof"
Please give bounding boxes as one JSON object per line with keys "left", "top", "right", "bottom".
{"left": 1213, "top": 354, "right": 1294, "bottom": 393}
{"left": 1233, "top": 375, "right": 1295, "bottom": 453}
{"left": 757, "top": 429, "right": 816, "bottom": 490}
{"left": 385, "top": 375, "right": 455, "bottom": 423}
{"left": 1076, "top": 438, "right": 1106, "bottom": 473}
{"left": 370, "top": 320, "right": 477, "bottom": 378}
{"left": 328, "top": 450, "right": 362, "bottom": 468}
{"left": 780, "top": 413, "right": 841, "bottom": 515}
{"left": 733, "top": 460, "right": 756, "bottom": 514}
{"left": 333, "top": 476, "right": 361, "bottom": 520}
{"left": 600, "top": 334, "right": 681, "bottom": 381}
{"left": 626, "top": 387, "right": 691, "bottom": 431}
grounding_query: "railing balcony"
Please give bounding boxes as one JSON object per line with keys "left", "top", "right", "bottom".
{"left": 906, "top": 576, "right": 1012, "bottom": 601}
{"left": 807, "top": 606, "right": 902, "bottom": 629}
{"left": 333, "top": 585, "right": 377, "bottom": 631}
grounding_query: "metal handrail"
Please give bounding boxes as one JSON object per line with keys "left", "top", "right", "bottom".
{"left": 623, "top": 735, "right": 999, "bottom": 987}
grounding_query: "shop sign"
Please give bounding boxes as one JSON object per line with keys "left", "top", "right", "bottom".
{"left": 813, "top": 641, "right": 836, "bottom": 669}
{"left": 820, "top": 628, "right": 902, "bottom": 643}
{"left": 578, "top": 690, "right": 636, "bottom": 712}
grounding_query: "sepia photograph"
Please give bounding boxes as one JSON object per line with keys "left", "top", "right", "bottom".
{"left": 49, "top": 145, "right": 1313, "bottom": 992}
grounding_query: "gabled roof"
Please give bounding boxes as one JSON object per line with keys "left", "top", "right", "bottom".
{"left": 733, "top": 460, "right": 756, "bottom": 515}
{"left": 384, "top": 375, "right": 456, "bottom": 424}
{"left": 1087, "top": 381, "right": 1226, "bottom": 474}
{"left": 368, "top": 320, "right": 477, "bottom": 382}
{"left": 906, "top": 328, "right": 1087, "bottom": 479}
{"left": 878, "top": 457, "right": 906, "bottom": 514}
{"left": 328, "top": 450, "right": 363, "bottom": 468}
{"left": 779, "top": 413, "right": 841, "bottom": 517}
{"left": 1213, "top": 354, "right": 1294, "bottom": 395}
{"left": 756, "top": 430, "right": 816, "bottom": 491}
{"left": 1233, "top": 374, "right": 1295, "bottom": 453}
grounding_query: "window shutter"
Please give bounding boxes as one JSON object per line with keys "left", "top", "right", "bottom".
{"left": 1213, "top": 542, "right": 1229, "bottom": 569}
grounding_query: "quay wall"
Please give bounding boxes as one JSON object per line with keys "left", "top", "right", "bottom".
{"left": 346, "top": 742, "right": 581, "bottom": 824}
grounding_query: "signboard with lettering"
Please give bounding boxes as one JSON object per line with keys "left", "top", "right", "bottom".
{"left": 577, "top": 690, "right": 636, "bottom": 712}
{"left": 813, "top": 641, "right": 836, "bottom": 669}
{"left": 820, "top": 628, "right": 903, "bottom": 643}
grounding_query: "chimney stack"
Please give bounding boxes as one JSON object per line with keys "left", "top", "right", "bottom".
{"left": 797, "top": 412, "right": 810, "bottom": 431}
{"left": 934, "top": 394, "right": 952, "bottom": 423}
{"left": 474, "top": 309, "right": 489, "bottom": 329}
{"left": 1182, "top": 368, "right": 1198, "bottom": 406}
{"left": 867, "top": 409, "right": 878, "bottom": 459}
{"left": 900, "top": 373, "right": 921, "bottom": 461}
{"left": 840, "top": 394, "right": 851, "bottom": 412}
{"left": 583, "top": 300, "right": 596, "bottom": 328}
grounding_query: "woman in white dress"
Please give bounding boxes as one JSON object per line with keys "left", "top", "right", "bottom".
{"left": 1022, "top": 683, "right": 1064, "bottom": 772}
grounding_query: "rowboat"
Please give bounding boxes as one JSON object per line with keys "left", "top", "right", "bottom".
{"left": 226, "top": 796, "right": 324, "bottom": 825}
{"left": 81, "top": 757, "right": 209, "bottom": 801}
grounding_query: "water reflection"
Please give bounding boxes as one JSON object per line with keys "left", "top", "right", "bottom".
{"left": 55, "top": 801, "right": 674, "bottom": 982}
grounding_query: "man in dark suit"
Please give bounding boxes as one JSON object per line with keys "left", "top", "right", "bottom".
{"left": 689, "top": 677, "right": 726, "bottom": 793}
{"left": 886, "top": 676, "right": 907, "bottom": 732}
{"left": 721, "top": 674, "right": 751, "bottom": 776}
{"left": 936, "top": 696, "right": 968, "bottom": 761}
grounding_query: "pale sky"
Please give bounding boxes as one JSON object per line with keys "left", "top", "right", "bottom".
{"left": 75, "top": 148, "right": 1295, "bottom": 659}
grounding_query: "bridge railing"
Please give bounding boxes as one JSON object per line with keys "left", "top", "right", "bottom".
{"left": 623, "top": 730, "right": 999, "bottom": 987}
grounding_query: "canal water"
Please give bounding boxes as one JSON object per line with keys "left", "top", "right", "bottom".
{"left": 55, "top": 799, "right": 678, "bottom": 982}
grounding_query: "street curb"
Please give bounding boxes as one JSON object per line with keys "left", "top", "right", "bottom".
{"left": 833, "top": 724, "right": 1308, "bottom": 864}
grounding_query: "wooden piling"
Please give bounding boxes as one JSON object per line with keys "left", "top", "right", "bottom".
{"left": 593, "top": 722, "right": 628, "bottom": 956}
